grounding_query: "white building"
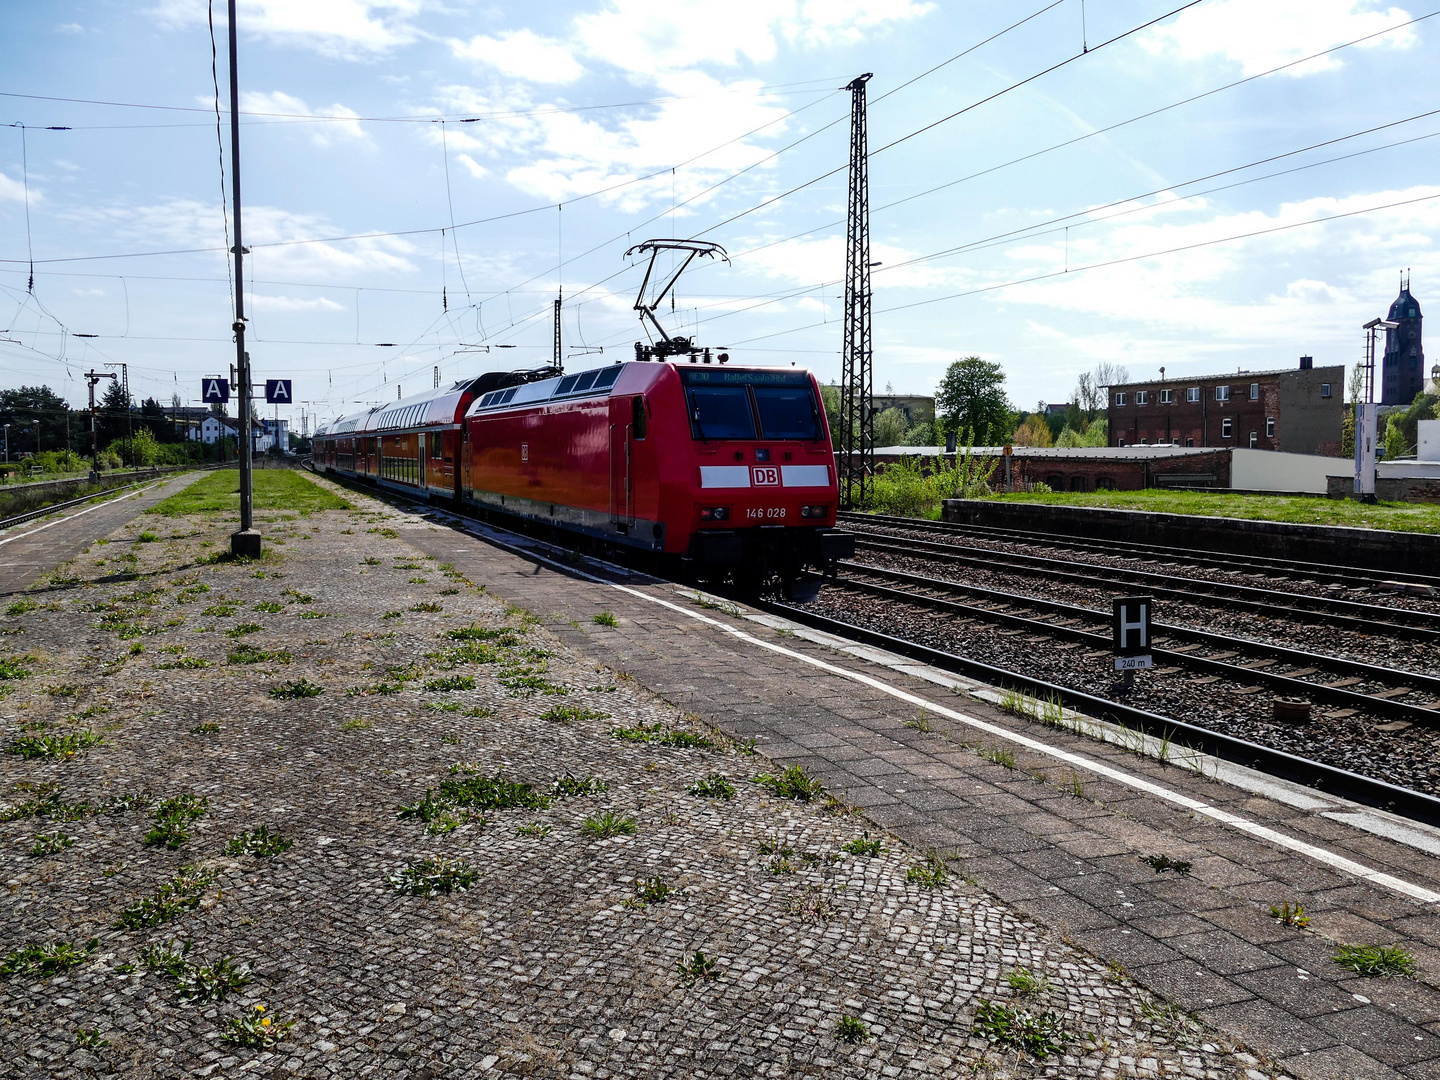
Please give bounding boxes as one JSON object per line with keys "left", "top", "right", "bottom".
{"left": 256, "top": 418, "right": 290, "bottom": 453}
{"left": 193, "top": 416, "right": 239, "bottom": 445}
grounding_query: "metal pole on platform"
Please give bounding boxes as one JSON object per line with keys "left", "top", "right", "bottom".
{"left": 227, "top": 0, "right": 260, "bottom": 557}
{"left": 839, "top": 73, "right": 874, "bottom": 510}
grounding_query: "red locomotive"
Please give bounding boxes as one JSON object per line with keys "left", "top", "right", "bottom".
{"left": 313, "top": 240, "right": 853, "bottom": 589}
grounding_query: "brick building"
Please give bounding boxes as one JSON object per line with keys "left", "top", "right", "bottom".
{"left": 873, "top": 445, "right": 1233, "bottom": 492}
{"left": 1107, "top": 357, "right": 1344, "bottom": 456}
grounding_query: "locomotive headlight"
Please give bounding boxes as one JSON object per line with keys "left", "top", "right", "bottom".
{"left": 800, "top": 504, "right": 828, "bottom": 518}
{"left": 699, "top": 506, "right": 730, "bottom": 521}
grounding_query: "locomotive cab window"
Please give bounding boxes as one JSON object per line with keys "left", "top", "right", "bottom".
{"left": 631, "top": 395, "right": 648, "bottom": 439}
{"left": 754, "top": 386, "right": 820, "bottom": 440}
{"left": 687, "top": 386, "right": 756, "bottom": 440}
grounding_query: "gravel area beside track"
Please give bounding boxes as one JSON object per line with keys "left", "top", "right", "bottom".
{"left": 842, "top": 519, "right": 1440, "bottom": 621}
{"left": 0, "top": 481, "right": 1289, "bottom": 1079}
{"left": 797, "top": 581, "right": 1440, "bottom": 797}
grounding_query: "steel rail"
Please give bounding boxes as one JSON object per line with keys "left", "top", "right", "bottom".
{"left": 832, "top": 563, "right": 1440, "bottom": 727}
{"left": 839, "top": 511, "right": 1440, "bottom": 591}
{"left": 762, "top": 591, "right": 1440, "bottom": 827}
{"left": 852, "top": 533, "right": 1440, "bottom": 641}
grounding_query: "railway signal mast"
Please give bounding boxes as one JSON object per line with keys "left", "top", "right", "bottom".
{"left": 226, "top": 0, "right": 260, "bottom": 558}
{"left": 839, "top": 73, "right": 874, "bottom": 509}
{"left": 1357, "top": 316, "right": 1399, "bottom": 503}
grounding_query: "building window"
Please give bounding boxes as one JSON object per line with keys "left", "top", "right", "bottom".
{"left": 1135, "top": 390, "right": 1148, "bottom": 405}
{"left": 1215, "top": 386, "right": 1231, "bottom": 402}
{"left": 1221, "top": 418, "right": 1233, "bottom": 438}
{"left": 1117, "top": 438, "right": 1126, "bottom": 447}
{"left": 1249, "top": 383, "right": 1259, "bottom": 400}
{"left": 1095, "top": 476, "right": 1115, "bottom": 490}
{"left": 1186, "top": 387, "right": 1200, "bottom": 403}
{"left": 1184, "top": 437, "right": 1194, "bottom": 447}
{"left": 1266, "top": 417, "right": 1275, "bottom": 438}
{"left": 1070, "top": 476, "right": 1088, "bottom": 492}
{"left": 1160, "top": 389, "right": 1174, "bottom": 404}
{"left": 1114, "top": 392, "right": 1128, "bottom": 406}
{"left": 1249, "top": 431, "right": 1258, "bottom": 448}
{"left": 1321, "top": 383, "right": 1332, "bottom": 398}
{"left": 1140, "top": 438, "right": 1148, "bottom": 445}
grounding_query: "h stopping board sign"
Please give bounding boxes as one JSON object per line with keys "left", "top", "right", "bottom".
{"left": 1112, "top": 595, "right": 1153, "bottom": 671}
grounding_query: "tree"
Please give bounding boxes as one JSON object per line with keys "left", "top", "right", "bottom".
{"left": 935, "top": 357, "right": 1013, "bottom": 445}
{"left": 817, "top": 383, "right": 840, "bottom": 437}
{"left": 872, "top": 407, "right": 912, "bottom": 448}
{"left": 140, "top": 397, "right": 177, "bottom": 442}
{"left": 1011, "top": 414, "right": 1053, "bottom": 447}
{"left": 0, "top": 385, "right": 72, "bottom": 455}
{"left": 97, "top": 379, "right": 133, "bottom": 448}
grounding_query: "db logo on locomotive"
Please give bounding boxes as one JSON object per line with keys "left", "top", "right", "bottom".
{"left": 752, "top": 465, "right": 780, "bottom": 487}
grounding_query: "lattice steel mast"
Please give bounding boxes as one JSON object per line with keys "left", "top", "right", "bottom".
{"left": 839, "top": 73, "right": 874, "bottom": 509}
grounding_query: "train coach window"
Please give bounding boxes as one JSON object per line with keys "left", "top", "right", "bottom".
{"left": 688, "top": 386, "right": 756, "bottom": 440}
{"left": 573, "top": 370, "right": 600, "bottom": 393}
{"left": 754, "top": 386, "right": 821, "bottom": 440}
{"left": 632, "top": 396, "right": 648, "bottom": 439}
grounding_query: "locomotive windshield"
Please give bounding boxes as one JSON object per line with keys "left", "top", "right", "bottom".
{"left": 682, "top": 369, "right": 821, "bottom": 441}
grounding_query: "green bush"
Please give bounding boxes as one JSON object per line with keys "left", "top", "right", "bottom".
{"left": 860, "top": 435, "right": 998, "bottom": 517}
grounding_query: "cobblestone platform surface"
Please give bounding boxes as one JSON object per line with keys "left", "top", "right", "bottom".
{"left": 397, "top": 507, "right": 1440, "bottom": 1080}
{"left": 0, "top": 476, "right": 1291, "bottom": 1078}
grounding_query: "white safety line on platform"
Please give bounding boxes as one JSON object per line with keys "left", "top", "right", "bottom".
{"left": 401, "top": 502, "right": 1440, "bottom": 906}
{"left": 0, "top": 488, "right": 146, "bottom": 548}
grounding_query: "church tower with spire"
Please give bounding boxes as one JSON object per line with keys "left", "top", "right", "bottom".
{"left": 1381, "top": 271, "right": 1424, "bottom": 405}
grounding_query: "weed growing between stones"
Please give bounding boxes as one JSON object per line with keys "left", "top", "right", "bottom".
{"left": 157, "top": 655, "right": 211, "bottom": 670}
{"left": 500, "top": 667, "right": 567, "bottom": 696}
{"left": 1334, "top": 943, "right": 1417, "bottom": 978}
{"left": 516, "top": 822, "right": 552, "bottom": 838}
{"left": 592, "top": 612, "right": 618, "bottom": 627}
{"left": 7, "top": 730, "right": 104, "bottom": 760}
{"left": 225, "top": 824, "right": 293, "bottom": 858}
{"left": 582, "top": 810, "right": 637, "bottom": 839}
{"left": 688, "top": 774, "right": 735, "bottom": 799}
{"left": 411, "top": 601, "right": 442, "bottom": 612}
{"left": 979, "top": 744, "right": 1016, "bottom": 769}
{"left": 677, "top": 949, "right": 718, "bottom": 984}
{"left": 388, "top": 856, "right": 480, "bottom": 897}
{"left": 552, "top": 775, "right": 609, "bottom": 797}
{"left": 843, "top": 834, "right": 883, "bottom": 857}
{"left": 29, "top": 832, "right": 74, "bottom": 856}
{"left": 115, "top": 865, "right": 217, "bottom": 928}
{"left": 424, "top": 674, "right": 475, "bottom": 692}
{"left": 226, "top": 622, "right": 263, "bottom": 638}
{"left": 1006, "top": 967, "right": 1050, "bottom": 997}
{"left": 540, "top": 705, "right": 607, "bottom": 724}
{"left": 907, "top": 851, "right": 949, "bottom": 889}
{"left": 140, "top": 940, "right": 190, "bottom": 978}
{"left": 75, "top": 1028, "right": 109, "bottom": 1049}
{"left": 227, "top": 644, "right": 291, "bottom": 665}
{"left": 144, "top": 793, "right": 209, "bottom": 848}
{"left": 787, "top": 885, "right": 837, "bottom": 922}
{"left": 1270, "top": 901, "right": 1310, "bottom": 929}
{"left": 1141, "top": 854, "right": 1191, "bottom": 875}
{"left": 0, "top": 938, "right": 96, "bottom": 979}
{"left": 834, "top": 1015, "right": 870, "bottom": 1044}
{"left": 269, "top": 678, "right": 323, "bottom": 700}
{"left": 222, "top": 1004, "right": 292, "bottom": 1048}
{"left": 174, "top": 955, "right": 251, "bottom": 1002}
{"left": 189, "top": 723, "right": 220, "bottom": 734}
{"left": 340, "top": 718, "right": 373, "bottom": 731}
{"left": 971, "top": 1000, "right": 1068, "bottom": 1060}
{"left": 611, "top": 722, "right": 713, "bottom": 748}
{"left": 630, "top": 875, "right": 674, "bottom": 906}
{"left": 253, "top": 601, "right": 283, "bottom": 614}
{"left": 754, "top": 764, "right": 823, "bottom": 801}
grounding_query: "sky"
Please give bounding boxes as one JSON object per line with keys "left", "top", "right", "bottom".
{"left": 1, "top": 0, "right": 1437, "bottom": 433}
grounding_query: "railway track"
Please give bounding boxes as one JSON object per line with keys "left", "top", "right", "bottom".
{"left": 839, "top": 510, "right": 1440, "bottom": 595}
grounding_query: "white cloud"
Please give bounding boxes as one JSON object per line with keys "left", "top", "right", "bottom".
{"left": 1142, "top": 0, "right": 1418, "bottom": 77}
{"left": 455, "top": 153, "right": 489, "bottom": 179}
{"left": 149, "top": 0, "right": 423, "bottom": 57}
{"left": 576, "top": 0, "right": 932, "bottom": 73}
{"left": 0, "top": 173, "right": 33, "bottom": 203}
{"left": 450, "top": 29, "right": 585, "bottom": 84}
{"left": 240, "top": 91, "right": 371, "bottom": 147}
{"left": 250, "top": 294, "right": 346, "bottom": 311}
{"left": 55, "top": 22, "right": 84, "bottom": 34}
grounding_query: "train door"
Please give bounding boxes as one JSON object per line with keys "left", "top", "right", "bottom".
{"left": 609, "top": 396, "right": 644, "bottom": 532}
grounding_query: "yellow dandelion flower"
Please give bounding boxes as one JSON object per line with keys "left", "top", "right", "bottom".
{"left": 254, "top": 1005, "right": 265, "bottom": 1013}
{"left": 260, "top": 1018, "right": 271, "bottom": 1027}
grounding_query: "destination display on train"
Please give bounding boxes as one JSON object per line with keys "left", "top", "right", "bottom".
{"left": 680, "top": 368, "right": 810, "bottom": 386}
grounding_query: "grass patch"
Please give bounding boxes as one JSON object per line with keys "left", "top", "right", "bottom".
{"left": 201, "top": 603, "right": 237, "bottom": 618}
{"left": 1006, "top": 967, "right": 1050, "bottom": 997}
{"left": 227, "top": 643, "right": 291, "bottom": 665}
{"left": 269, "top": 678, "right": 323, "bottom": 700}
{"left": 592, "top": 611, "right": 618, "bottom": 627}
{"left": 552, "top": 775, "right": 610, "bottom": 797}
{"left": 157, "top": 656, "right": 211, "bottom": 669}
{"left": 991, "top": 487, "right": 1440, "bottom": 534}
{"left": 582, "top": 810, "right": 637, "bottom": 839}
{"left": 498, "top": 667, "right": 567, "bottom": 696}
{"left": 388, "top": 856, "right": 480, "bottom": 897}
{"left": 688, "top": 774, "right": 735, "bottom": 799}
{"left": 753, "top": 764, "right": 822, "bottom": 801}
{"left": 515, "top": 821, "right": 552, "bottom": 838}
{"left": 151, "top": 469, "right": 350, "bottom": 516}
{"left": 611, "top": 722, "right": 714, "bottom": 748}
{"left": 225, "top": 824, "right": 293, "bottom": 858}
{"left": 834, "top": 1015, "right": 869, "bottom": 1044}
{"left": 7, "top": 730, "right": 104, "bottom": 760}
{"left": 424, "top": 674, "right": 475, "bottom": 693}
{"left": 540, "top": 705, "right": 607, "bottom": 724}
{"left": 906, "top": 850, "right": 948, "bottom": 889}
{"left": 843, "top": 834, "right": 883, "bottom": 857}
{"left": 5, "top": 599, "right": 38, "bottom": 616}
{"left": 972, "top": 1000, "right": 1067, "bottom": 1059}
{"left": 1334, "top": 943, "right": 1417, "bottom": 978}
{"left": 0, "top": 655, "right": 34, "bottom": 680}
{"left": 114, "top": 865, "right": 216, "bottom": 928}
{"left": 29, "top": 832, "right": 74, "bottom": 856}
{"left": 226, "top": 622, "right": 262, "bottom": 638}
{"left": 0, "top": 938, "right": 96, "bottom": 979}
{"left": 445, "top": 625, "right": 522, "bottom": 645}
{"left": 144, "top": 793, "right": 208, "bottom": 848}
{"left": 189, "top": 722, "right": 220, "bottom": 734}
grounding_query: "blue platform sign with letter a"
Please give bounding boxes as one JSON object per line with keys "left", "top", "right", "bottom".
{"left": 201, "top": 377, "right": 229, "bottom": 403}
{"left": 264, "top": 379, "right": 292, "bottom": 404}
{"left": 1112, "top": 596, "right": 1153, "bottom": 671}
